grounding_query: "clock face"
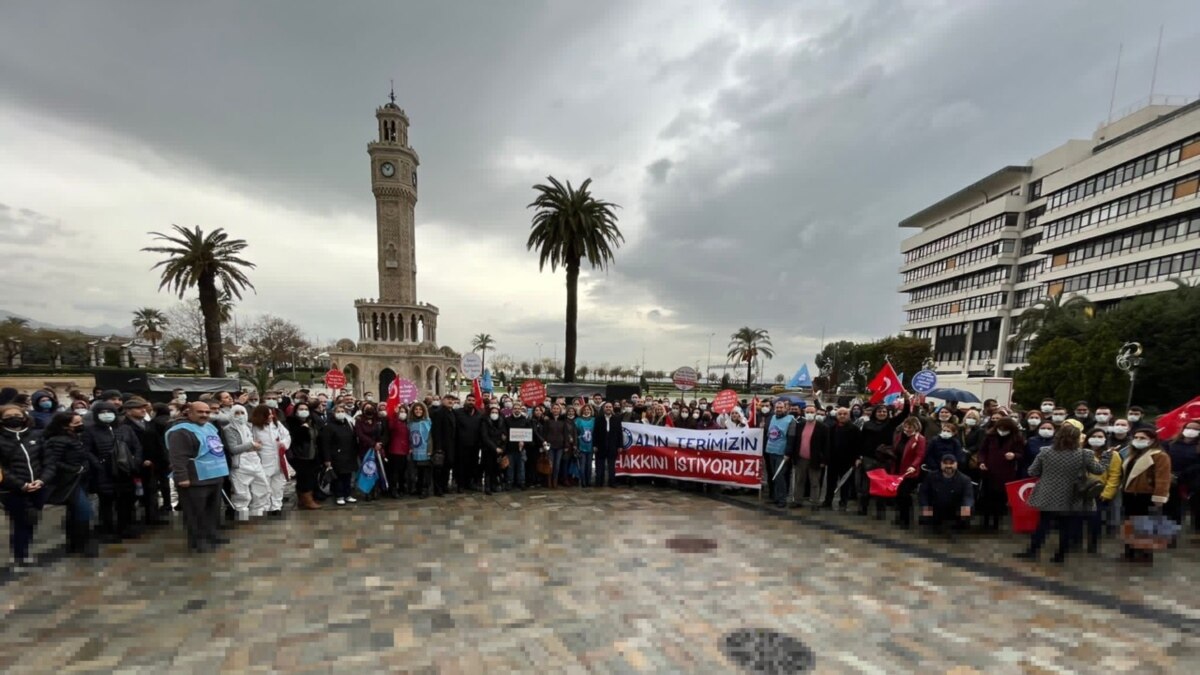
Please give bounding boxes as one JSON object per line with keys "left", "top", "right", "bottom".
{"left": 380, "top": 162, "right": 395, "bottom": 178}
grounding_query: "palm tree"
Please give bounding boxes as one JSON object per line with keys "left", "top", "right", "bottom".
{"left": 131, "top": 307, "right": 169, "bottom": 365}
{"left": 1009, "top": 293, "right": 1093, "bottom": 346}
{"left": 471, "top": 333, "right": 496, "bottom": 373}
{"left": 242, "top": 366, "right": 288, "bottom": 397}
{"left": 527, "top": 177, "right": 623, "bottom": 382}
{"left": 143, "top": 225, "right": 255, "bottom": 377}
{"left": 727, "top": 327, "right": 774, "bottom": 392}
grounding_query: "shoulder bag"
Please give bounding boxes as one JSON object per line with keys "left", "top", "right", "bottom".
{"left": 1074, "top": 449, "right": 1104, "bottom": 501}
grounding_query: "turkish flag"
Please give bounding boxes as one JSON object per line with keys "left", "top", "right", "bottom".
{"left": 386, "top": 376, "right": 401, "bottom": 419}
{"left": 1156, "top": 394, "right": 1200, "bottom": 440}
{"left": 866, "top": 362, "right": 904, "bottom": 405}
{"left": 1006, "top": 478, "right": 1040, "bottom": 533}
{"left": 472, "top": 378, "right": 485, "bottom": 410}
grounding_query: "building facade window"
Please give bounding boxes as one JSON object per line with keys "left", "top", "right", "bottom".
{"left": 1042, "top": 172, "right": 1200, "bottom": 242}
{"left": 907, "top": 265, "right": 1011, "bottom": 303}
{"left": 1051, "top": 209, "right": 1200, "bottom": 270}
{"left": 903, "top": 213, "right": 1017, "bottom": 264}
{"left": 906, "top": 292, "right": 1008, "bottom": 323}
{"left": 1056, "top": 249, "right": 1200, "bottom": 295}
{"left": 1045, "top": 135, "right": 1199, "bottom": 212}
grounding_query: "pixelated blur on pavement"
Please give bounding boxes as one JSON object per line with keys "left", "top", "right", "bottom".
{"left": 1, "top": 487, "right": 1198, "bottom": 673}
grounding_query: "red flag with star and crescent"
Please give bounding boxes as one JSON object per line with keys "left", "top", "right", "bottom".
{"left": 1156, "top": 394, "right": 1200, "bottom": 440}
{"left": 866, "top": 362, "right": 904, "bottom": 405}
{"left": 386, "top": 375, "right": 401, "bottom": 419}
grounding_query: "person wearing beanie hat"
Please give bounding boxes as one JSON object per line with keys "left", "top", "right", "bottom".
{"left": 82, "top": 400, "right": 143, "bottom": 541}
{"left": 118, "top": 397, "right": 168, "bottom": 526}
{"left": 918, "top": 453, "right": 974, "bottom": 535}
{"left": 99, "top": 390, "right": 123, "bottom": 404}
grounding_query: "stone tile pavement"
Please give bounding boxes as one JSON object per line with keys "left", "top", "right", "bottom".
{"left": 1, "top": 487, "right": 1198, "bottom": 673}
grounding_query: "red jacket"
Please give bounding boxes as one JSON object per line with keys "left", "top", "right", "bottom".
{"left": 387, "top": 418, "right": 411, "bottom": 456}
{"left": 894, "top": 433, "right": 926, "bottom": 475}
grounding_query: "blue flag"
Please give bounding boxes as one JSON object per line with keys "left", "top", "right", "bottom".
{"left": 481, "top": 369, "right": 494, "bottom": 393}
{"left": 356, "top": 449, "right": 380, "bottom": 494}
{"left": 787, "top": 364, "right": 813, "bottom": 388}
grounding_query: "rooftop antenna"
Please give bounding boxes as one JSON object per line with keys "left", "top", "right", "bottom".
{"left": 1148, "top": 24, "right": 1163, "bottom": 102}
{"left": 1106, "top": 43, "right": 1123, "bottom": 123}
{"left": 389, "top": 79, "right": 396, "bottom": 104}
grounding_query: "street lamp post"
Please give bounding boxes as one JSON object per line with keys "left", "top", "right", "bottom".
{"left": 706, "top": 332, "right": 715, "bottom": 375}
{"left": 1116, "top": 342, "right": 1143, "bottom": 411}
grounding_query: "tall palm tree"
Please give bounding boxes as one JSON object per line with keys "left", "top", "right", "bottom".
{"left": 527, "top": 176, "right": 623, "bottom": 382}
{"left": 143, "top": 225, "right": 255, "bottom": 377}
{"left": 131, "top": 307, "right": 169, "bottom": 365}
{"left": 727, "top": 327, "right": 774, "bottom": 392}
{"left": 471, "top": 333, "right": 496, "bottom": 373}
{"left": 1009, "top": 293, "right": 1093, "bottom": 346}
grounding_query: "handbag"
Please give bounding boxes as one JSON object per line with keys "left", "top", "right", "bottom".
{"left": 536, "top": 452, "right": 552, "bottom": 476}
{"left": 46, "top": 465, "right": 86, "bottom": 506}
{"left": 498, "top": 454, "right": 510, "bottom": 471}
{"left": 317, "top": 466, "right": 335, "bottom": 496}
{"left": 112, "top": 436, "right": 135, "bottom": 476}
{"left": 1074, "top": 450, "right": 1104, "bottom": 501}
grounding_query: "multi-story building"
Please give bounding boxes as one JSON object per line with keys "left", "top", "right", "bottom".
{"left": 899, "top": 98, "right": 1200, "bottom": 385}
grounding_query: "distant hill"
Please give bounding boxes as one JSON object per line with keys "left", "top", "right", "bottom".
{"left": 0, "top": 309, "right": 132, "bottom": 337}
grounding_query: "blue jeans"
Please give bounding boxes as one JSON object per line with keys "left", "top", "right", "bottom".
{"left": 506, "top": 450, "right": 526, "bottom": 488}
{"left": 579, "top": 452, "right": 594, "bottom": 487}
{"left": 550, "top": 448, "right": 565, "bottom": 485}
{"left": 766, "top": 454, "right": 789, "bottom": 505}
{"left": 2, "top": 491, "right": 43, "bottom": 561}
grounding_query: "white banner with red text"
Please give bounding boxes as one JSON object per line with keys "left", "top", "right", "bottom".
{"left": 615, "top": 423, "right": 762, "bottom": 488}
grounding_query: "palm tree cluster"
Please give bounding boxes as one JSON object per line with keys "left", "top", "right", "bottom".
{"left": 143, "top": 225, "right": 255, "bottom": 377}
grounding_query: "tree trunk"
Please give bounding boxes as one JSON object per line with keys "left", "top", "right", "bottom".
{"left": 746, "top": 358, "right": 753, "bottom": 393}
{"left": 564, "top": 259, "right": 579, "bottom": 382}
{"left": 198, "top": 275, "right": 226, "bottom": 377}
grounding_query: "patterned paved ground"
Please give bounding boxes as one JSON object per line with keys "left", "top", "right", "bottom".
{"left": 1, "top": 488, "right": 1198, "bottom": 673}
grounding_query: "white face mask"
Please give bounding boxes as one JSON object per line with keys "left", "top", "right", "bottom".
{"left": 691, "top": 412, "right": 700, "bottom": 419}
{"left": 296, "top": 410, "right": 310, "bottom": 419}
{"left": 234, "top": 413, "right": 247, "bottom": 422}
{"left": 1094, "top": 414, "right": 1110, "bottom": 423}
{"left": 760, "top": 407, "right": 770, "bottom": 414}
{"left": 1112, "top": 425, "right": 1129, "bottom": 435}
{"left": 805, "top": 414, "right": 816, "bottom": 422}
{"left": 1027, "top": 418, "right": 1041, "bottom": 428}
{"left": 1038, "top": 428, "right": 1054, "bottom": 439}
{"left": 1051, "top": 415, "right": 1065, "bottom": 423}
{"left": 266, "top": 400, "right": 280, "bottom": 409}
{"left": 964, "top": 418, "right": 977, "bottom": 427}
{"left": 1131, "top": 439, "right": 1151, "bottom": 450}
{"left": 143, "top": 413, "right": 152, "bottom": 422}
{"left": 97, "top": 412, "right": 116, "bottom": 424}
{"left": 939, "top": 431, "right": 952, "bottom": 439}
{"left": 1128, "top": 414, "right": 1142, "bottom": 422}
{"left": 504, "top": 401, "right": 513, "bottom": 409}
{"left": 1040, "top": 405, "right": 1054, "bottom": 413}
{"left": 623, "top": 407, "right": 632, "bottom": 413}
{"left": 453, "top": 404, "right": 463, "bottom": 410}
{"left": 175, "top": 395, "right": 187, "bottom": 404}
{"left": 336, "top": 412, "right": 348, "bottom": 422}
{"left": 398, "top": 412, "right": 407, "bottom": 421}
{"left": 997, "top": 430, "right": 1010, "bottom": 437}
{"left": 1088, "top": 437, "right": 1107, "bottom": 447}
{"left": 1183, "top": 428, "right": 1200, "bottom": 439}
{"left": 489, "top": 413, "right": 499, "bottom": 421}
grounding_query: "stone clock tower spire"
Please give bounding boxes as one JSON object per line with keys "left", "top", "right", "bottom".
{"left": 367, "top": 88, "right": 419, "bottom": 304}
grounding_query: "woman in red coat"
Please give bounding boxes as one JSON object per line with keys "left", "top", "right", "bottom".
{"left": 892, "top": 416, "right": 926, "bottom": 529}
{"left": 977, "top": 417, "right": 1024, "bottom": 531}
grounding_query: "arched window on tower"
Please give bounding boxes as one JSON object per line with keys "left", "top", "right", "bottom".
{"left": 410, "top": 315, "right": 419, "bottom": 343}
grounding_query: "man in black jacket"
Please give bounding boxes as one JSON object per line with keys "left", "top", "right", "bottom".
{"left": 120, "top": 397, "right": 169, "bottom": 526}
{"left": 430, "top": 396, "right": 457, "bottom": 496}
{"left": 592, "top": 402, "right": 624, "bottom": 488}
{"left": 823, "top": 407, "right": 862, "bottom": 511}
{"left": 454, "top": 395, "right": 486, "bottom": 492}
{"left": 918, "top": 454, "right": 974, "bottom": 535}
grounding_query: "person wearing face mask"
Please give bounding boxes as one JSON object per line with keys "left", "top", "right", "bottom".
{"left": 1165, "top": 420, "right": 1200, "bottom": 535}
{"left": 924, "top": 421, "right": 964, "bottom": 475}
{"left": 919, "top": 454, "right": 974, "bottom": 535}
{"left": 428, "top": 396, "right": 456, "bottom": 497}
{"left": 224, "top": 404, "right": 268, "bottom": 519}
{"left": 1083, "top": 427, "right": 1124, "bottom": 554}
{"left": 382, "top": 404, "right": 411, "bottom": 498}
{"left": 257, "top": 407, "right": 292, "bottom": 514}
{"left": 856, "top": 399, "right": 909, "bottom": 516}
{"left": 540, "top": 403, "right": 575, "bottom": 489}
{"left": 976, "top": 416, "right": 1023, "bottom": 531}
{"left": 480, "top": 405, "right": 506, "bottom": 494}
{"left": 574, "top": 404, "right": 596, "bottom": 488}
{"left": 0, "top": 405, "right": 46, "bottom": 568}
{"left": 286, "top": 402, "right": 324, "bottom": 509}
{"left": 407, "top": 403, "right": 435, "bottom": 498}
{"left": 821, "top": 408, "right": 861, "bottom": 510}
{"left": 119, "top": 398, "right": 169, "bottom": 527}
{"left": 83, "top": 400, "right": 143, "bottom": 542}
{"left": 762, "top": 400, "right": 798, "bottom": 509}
{"left": 1024, "top": 420, "right": 1056, "bottom": 480}
{"left": 788, "top": 405, "right": 830, "bottom": 509}
{"left": 1125, "top": 406, "right": 1150, "bottom": 432}
{"left": 505, "top": 403, "right": 531, "bottom": 490}
{"left": 29, "top": 390, "right": 58, "bottom": 430}
{"left": 1050, "top": 407, "right": 1069, "bottom": 427}
{"left": 1121, "top": 428, "right": 1172, "bottom": 562}
{"left": 1013, "top": 424, "right": 1103, "bottom": 563}
{"left": 41, "top": 411, "right": 102, "bottom": 557}
{"left": 592, "top": 402, "right": 623, "bottom": 489}
{"left": 319, "top": 405, "right": 358, "bottom": 505}
{"left": 887, "top": 417, "right": 927, "bottom": 529}
{"left": 1070, "top": 401, "right": 1093, "bottom": 428}
{"left": 960, "top": 410, "right": 983, "bottom": 464}
{"left": 353, "top": 403, "right": 388, "bottom": 500}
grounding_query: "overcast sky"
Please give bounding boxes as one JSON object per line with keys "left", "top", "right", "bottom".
{"left": 3, "top": 0, "right": 1199, "bottom": 377}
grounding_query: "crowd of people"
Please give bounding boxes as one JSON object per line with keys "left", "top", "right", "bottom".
{"left": 1, "top": 384, "right": 1197, "bottom": 570}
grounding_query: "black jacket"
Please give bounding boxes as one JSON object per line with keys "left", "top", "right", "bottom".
{"left": 286, "top": 416, "right": 322, "bottom": 462}
{"left": 918, "top": 470, "right": 975, "bottom": 510}
{"left": 592, "top": 414, "right": 624, "bottom": 455}
{"left": 482, "top": 416, "right": 506, "bottom": 453}
{"left": 0, "top": 425, "right": 42, "bottom": 493}
{"left": 454, "top": 408, "right": 485, "bottom": 451}
{"left": 82, "top": 419, "right": 143, "bottom": 492}
{"left": 121, "top": 416, "right": 166, "bottom": 470}
{"left": 827, "top": 422, "right": 862, "bottom": 465}
{"left": 40, "top": 432, "right": 100, "bottom": 487}
{"left": 790, "top": 419, "right": 830, "bottom": 464}
{"left": 319, "top": 418, "right": 358, "bottom": 474}
{"left": 505, "top": 415, "right": 531, "bottom": 452}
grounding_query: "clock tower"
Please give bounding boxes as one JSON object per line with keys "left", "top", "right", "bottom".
{"left": 368, "top": 91, "right": 419, "bottom": 304}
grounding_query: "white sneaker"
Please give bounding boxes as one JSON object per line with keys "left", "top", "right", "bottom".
{"left": 346, "top": 496, "right": 358, "bottom": 503}
{"left": 336, "top": 498, "right": 346, "bottom": 505}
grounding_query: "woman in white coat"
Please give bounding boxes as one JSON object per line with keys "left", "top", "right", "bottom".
{"left": 224, "top": 404, "right": 270, "bottom": 519}
{"left": 250, "top": 404, "right": 290, "bottom": 516}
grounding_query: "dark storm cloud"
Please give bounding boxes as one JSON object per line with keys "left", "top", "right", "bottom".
{"left": 3, "top": 0, "right": 1200, "bottom": 366}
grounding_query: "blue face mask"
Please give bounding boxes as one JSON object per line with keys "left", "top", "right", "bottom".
{"left": 39, "top": 400, "right": 54, "bottom": 410}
